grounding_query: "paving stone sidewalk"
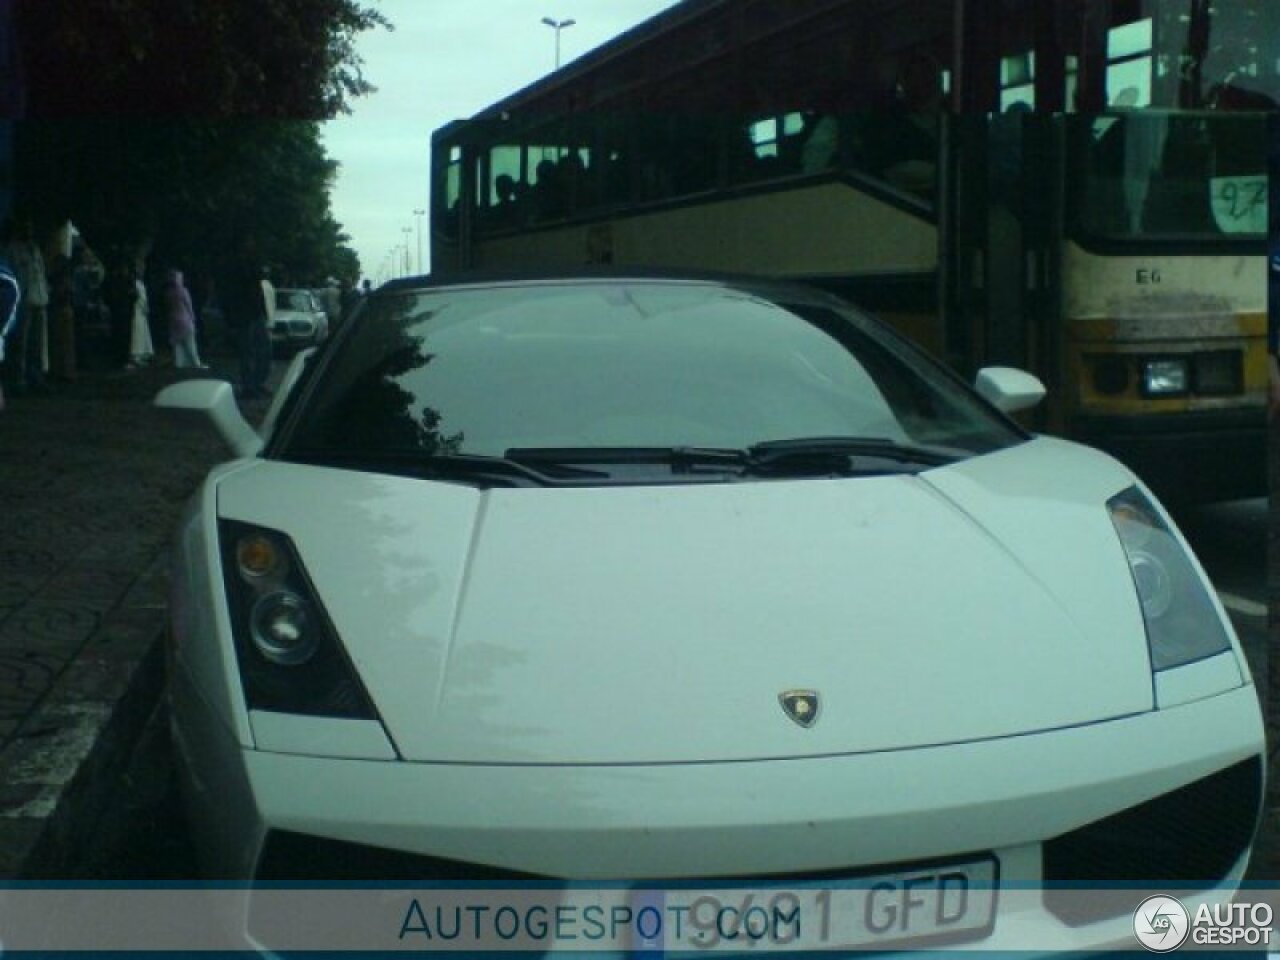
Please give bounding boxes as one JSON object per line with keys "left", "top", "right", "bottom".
{"left": 0, "top": 355, "right": 263, "bottom": 877}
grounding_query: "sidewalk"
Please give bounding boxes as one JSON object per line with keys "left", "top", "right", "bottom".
{"left": 0, "top": 352, "right": 268, "bottom": 877}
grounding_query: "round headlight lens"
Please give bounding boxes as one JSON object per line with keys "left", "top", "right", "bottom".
{"left": 1127, "top": 549, "right": 1173, "bottom": 620}
{"left": 250, "top": 592, "right": 318, "bottom": 665}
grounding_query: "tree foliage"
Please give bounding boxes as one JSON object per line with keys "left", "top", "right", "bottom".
{"left": 10, "top": 0, "right": 388, "bottom": 285}
{"left": 16, "top": 0, "right": 389, "bottom": 119}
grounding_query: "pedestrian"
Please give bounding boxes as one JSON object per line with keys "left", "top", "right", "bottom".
{"left": 0, "top": 251, "right": 19, "bottom": 411}
{"left": 319, "top": 276, "right": 341, "bottom": 330}
{"left": 164, "top": 268, "right": 204, "bottom": 369}
{"left": 103, "top": 257, "right": 136, "bottom": 369}
{"left": 128, "top": 263, "right": 154, "bottom": 368}
{"left": 237, "top": 263, "right": 273, "bottom": 397}
{"left": 7, "top": 217, "right": 49, "bottom": 393}
{"left": 46, "top": 222, "right": 77, "bottom": 382}
{"left": 198, "top": 276, "right": 224, "bottom": 354}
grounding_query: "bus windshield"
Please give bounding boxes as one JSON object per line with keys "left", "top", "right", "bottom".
{"left": 1072, "top": 111, "right": 1267, "bottom": 241}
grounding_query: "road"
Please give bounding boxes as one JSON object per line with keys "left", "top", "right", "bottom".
{"left": 1174, "top": 497, "right": 1268, "bottom": 698}
{"left": 73, "top": 497, "right": 1271, "bottom": 882}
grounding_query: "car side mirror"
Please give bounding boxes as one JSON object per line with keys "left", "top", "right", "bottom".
{"left": 974, "top": 366, "right": 1046, "bottom": 414}
{"left": 154, "top": 379, "right": 263, "bottom": 458}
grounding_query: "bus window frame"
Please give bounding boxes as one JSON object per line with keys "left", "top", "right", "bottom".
{"left": 1064, "top": 109, "right": 1269, "bottom": 256}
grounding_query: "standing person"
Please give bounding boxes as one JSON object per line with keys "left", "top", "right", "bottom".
{"left": 319, "top": 276, "right": 341, "bottom": 331}
{"left": 197, "top": 275, "right": 224, "bottom": 354}
{"left": 0, "top": 252, "right": 19, "bottom": 411}
{"left": 164, "top": 268, "right": 204, "bottom": 369}
{"left": 237, "top": 263, "right": 273, "bottom": 398}
{"left": 8, "top": 217, "right": 49, "bottom": 393}
{"left": 103, "top": 257, "right": 137, "bottom": 369}
{"left": 128, "top": 262, "right": 154, "bottom": 368}
{"left": 46, "top": 224, "right": 77, "bottom": 382}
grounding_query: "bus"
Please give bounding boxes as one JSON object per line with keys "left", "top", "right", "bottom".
{"left": 430, "top": 0, "right": 1277, "bottom": 503}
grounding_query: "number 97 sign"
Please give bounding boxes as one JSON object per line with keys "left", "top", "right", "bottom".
{"left": 1210, "top": 175, "right": 1267, "bottom": 235}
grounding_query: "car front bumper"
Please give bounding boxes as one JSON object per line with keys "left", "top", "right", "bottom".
{"left": 171, "top": 667, "right": 1264, "bottom": 953}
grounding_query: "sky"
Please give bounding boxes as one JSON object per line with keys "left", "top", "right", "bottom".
{"left": 321, "top": 0, "right": 682, "bottom": 284}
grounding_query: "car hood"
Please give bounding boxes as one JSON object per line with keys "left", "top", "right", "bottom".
{"left": 220, "top": 437, "right": 1155, "bottom": 764}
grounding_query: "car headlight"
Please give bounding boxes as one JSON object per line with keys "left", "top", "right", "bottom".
{"left": 1140, "top": 358, "right": 1188, "bottom": 396}
{"left": 220, "top": 520, "right": 377, "bottom": 718}
{"left": 1107, "top": 487, "right": 1231, "bottom": 671}
{"left": 250, "top": 591, "right": 319, "bottom": 666}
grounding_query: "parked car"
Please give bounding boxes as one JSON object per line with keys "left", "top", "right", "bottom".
{"left": 269, "top": 287, "right": 328, "bottom": 350}
{"left": 156, "top": 272, "right": 1263, "bottom": 954}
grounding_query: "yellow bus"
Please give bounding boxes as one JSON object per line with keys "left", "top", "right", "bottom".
{"left": 431, "top": 0, "right": 1275, "bottom": 502}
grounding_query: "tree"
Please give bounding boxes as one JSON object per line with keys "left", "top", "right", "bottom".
{"left": 8, "top": 0, "right": 389, "bottom": 282}
{"left": 15, "top": 0, "right": 389, "bottom": 119}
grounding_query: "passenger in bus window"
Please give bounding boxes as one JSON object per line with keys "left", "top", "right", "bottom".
{"left": 861, "top": 51, "right": 942, "bottom": 198}
{"left": 490, "top": 174, "right": 520, "bottom": 226}
{"left": 801, "top": 113, "right": 839, "bottom": 173}
{"left": 532, "top": 159, "right": 566, "bottom": 221}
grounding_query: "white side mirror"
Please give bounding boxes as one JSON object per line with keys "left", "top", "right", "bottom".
{"left": 974, "top": 366, "right": 1046, "bottom": 414}
{"left": 154, "top": 380, "right": 263, "bottom": 458}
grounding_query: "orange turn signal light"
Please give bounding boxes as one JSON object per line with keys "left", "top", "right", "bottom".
{"left": 237, "top": 534, "right": 283, "bottom": 581}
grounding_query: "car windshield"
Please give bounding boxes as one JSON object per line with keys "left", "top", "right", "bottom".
{"left": 278, "top": 291, "right": 313, "bottom": 311}
{"left": 275, "top": 280, "right": 1025, "bottom": 481}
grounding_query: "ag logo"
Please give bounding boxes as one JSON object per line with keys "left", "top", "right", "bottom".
{"left": 1133, "top": 895, "right": 1190, "bottom": 952}
{"left": 778, "top": 690, "right": 820, "bottom": 728}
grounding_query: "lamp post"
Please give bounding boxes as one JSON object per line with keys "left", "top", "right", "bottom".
{"left": 401, "top": 227, "right": 412, "bottom": 276}
{"left": 541, "top": 16, "right": 576, "bottom": 69}
{"left": 412, "top": 208, "right": 426, "bottom": 274}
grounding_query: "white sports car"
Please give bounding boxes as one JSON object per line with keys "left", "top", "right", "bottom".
{"left": 157, "top": 273, "right": 1264, "bottom": 954}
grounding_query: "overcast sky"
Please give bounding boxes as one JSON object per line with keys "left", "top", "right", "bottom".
{"left": 321, "top": 0, "right": 681, "bottom": 283}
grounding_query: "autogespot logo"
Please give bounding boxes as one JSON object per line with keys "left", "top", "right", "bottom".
{"left": 1133, "top": 895, "right": 1190, "bottom": 952}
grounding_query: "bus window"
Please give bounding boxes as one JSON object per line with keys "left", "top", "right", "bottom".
{"left": 741, "top": 112, "right": 808, "bottom": 179}
{"left": 1074, "top": 112, "right": 1266, "bottom": 239}
{"left": 485, "top": 145, "right": 524, "bottom": 229}
{"left": 1106, "top": 18, "right": 1152, "bottom": 107}
{"left": 436, "top": 145, "right": 462, "bottom": 239}
{"left": 1000, "top": 51, "right": 1035, "bottom": 110}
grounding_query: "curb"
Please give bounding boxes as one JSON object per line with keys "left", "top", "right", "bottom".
{"left": 0, "top": 565, "right": 169, "bottom": 879}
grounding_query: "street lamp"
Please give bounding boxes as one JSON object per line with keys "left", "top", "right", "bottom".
{"left": 401, "top": 227, "right": 412, "bottom": 276}
{"left": 412, "top": 208, "right": 426, "bottom": 274}
{"left": 541, "top": 16, "right": 576, "bottom": 69}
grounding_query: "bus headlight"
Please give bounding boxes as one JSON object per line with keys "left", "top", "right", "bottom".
{"left": 1107, "top": 487, "right": 1231, "bottom": 672}
{"left": 1140, "top": 358, "right": 1188, "bottom": 396}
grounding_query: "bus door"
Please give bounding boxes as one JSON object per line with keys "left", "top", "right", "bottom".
{"left": 943, "top": 0, "right": 1074, "bottom": 431}
{"left": 942, "top": 113, "right": 1064, "bottom": 432}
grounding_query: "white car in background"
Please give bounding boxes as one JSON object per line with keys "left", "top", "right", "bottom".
{"left": 269, "top": 287, "right": 328, "bottom": 350}
{"left": 157, "top": 273, "right": 1264, "bottom": 955}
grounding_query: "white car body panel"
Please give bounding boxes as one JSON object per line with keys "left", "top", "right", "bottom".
{"left": 161, "top": 274, "right": 1266, "bottom": 956}
{"left": 212, "top": 436, "right": 1171, "bottom": 765}
{"left": 170, "top": 676, "right": 1260, "bottom": 881}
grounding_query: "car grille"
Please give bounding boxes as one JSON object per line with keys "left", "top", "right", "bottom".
{"left": 1042, "top": 756, "right": 1262, "bottom": 926}
{"left": 254, "top": 830, "right": 552, "bottom": 883}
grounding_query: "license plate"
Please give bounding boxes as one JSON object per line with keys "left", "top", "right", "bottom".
{"left": 659, "top": 857, "right": 998, "bottom": 953}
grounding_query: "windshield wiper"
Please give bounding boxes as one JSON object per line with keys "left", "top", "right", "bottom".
{"left": 285, "top": 449, "right": 608, "bottom": 486}
{"left": 747, "top": 436, "right": 958, "bottom": 469}
{"left": 505, "top": 446, "right": 747, "bottom": 473}
{"left": 504, "top": 439, "right": 956, "bottom": 478}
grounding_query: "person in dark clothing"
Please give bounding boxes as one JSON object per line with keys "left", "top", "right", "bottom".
{"left": 0, "top": 252, "right": 19, "bottom": 411}
{"left": 102, "top": 258, "right": 138, "bottom": 369}
{"left": 236, "top": 264, "right": 273, "bottom": 398}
